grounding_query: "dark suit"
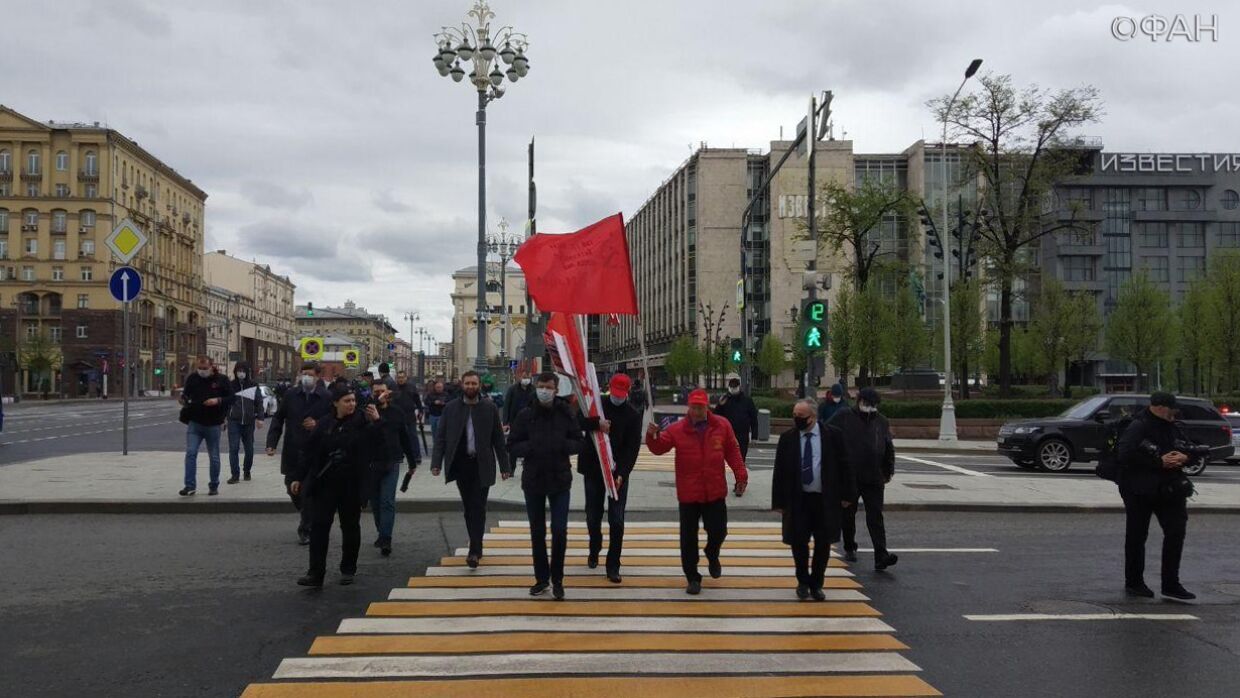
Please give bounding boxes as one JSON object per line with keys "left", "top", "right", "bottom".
{"left": 771, "top": 423, "right": 853, "bottom": 589}
{"left": 266, "top": 382, "right": 332, "bottom": 536}
{"left": 830, "top": 407, "right": 895, "bottom": 557}
{"left": 431, "top": 396, "right": 511, "bottom": 556}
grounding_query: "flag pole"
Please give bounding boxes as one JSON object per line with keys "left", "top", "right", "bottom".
{"left": 636, "top": 314, "right": 655, "bottom": 433}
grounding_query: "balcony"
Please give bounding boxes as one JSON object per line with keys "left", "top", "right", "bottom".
{"left": 77, "top": 170, "right": 100, "bottom": 183}
{"left": 0, "top": 170, "right": 11, "bottom": 182}
{"left": 20, "top": 170, "right": 42, "bottom": 182}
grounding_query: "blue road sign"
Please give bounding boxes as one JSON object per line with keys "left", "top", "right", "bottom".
{"left": 387, "top": 343, "right": 396, "bottom": 351}
{"left": 509, "top": 360, "right": 519, "bottom": 369}
{"left": 108, "top": 266, "right": 143, "bottom": 303}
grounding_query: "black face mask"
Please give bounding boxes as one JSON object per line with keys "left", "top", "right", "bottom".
{"left": 793, "top": 416, "right": 812, "bottom": 431}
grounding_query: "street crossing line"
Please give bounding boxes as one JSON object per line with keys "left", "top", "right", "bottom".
{"left": 896, "top": 454, "right": 993, "bottom": 477}
{"left": 965, "top": 613, "right": 1199, "bottom": 622}
{"left": 243, "top": 520, "right": 942, "bottom": 697}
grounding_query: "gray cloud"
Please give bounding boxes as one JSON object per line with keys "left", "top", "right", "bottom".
{"left": 239, "top": 180, "right": 313, "bottom": 209}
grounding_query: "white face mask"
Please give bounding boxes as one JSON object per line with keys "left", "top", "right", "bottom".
{"left": 536, "top": 387, "right": 555, "bottom": 405}
{"left": 196, "top": 368, "right": 211, "bottom": 378}
{"left": 728, "top": 386, "right": 740, "bottom": 395}
{"left": 520, "top": 378, "right": 531, "bottom": 386}
{"left": 236, "top": 371, "right": 247, "bottom": 380}
{"left": 859, "top": 404, "right": 877, "bottom": 414}
{"left": 300, "top": 375, "right": 316, "bottom": 390}
{"left": 610, "top": 395, "right": 626, "bottom": 406}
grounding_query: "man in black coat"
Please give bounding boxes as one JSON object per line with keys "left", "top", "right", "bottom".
{"left": 266, "top": 362, "right": 333, "bottom": 544}
{"left": 715, "top": 377, "right": 760, "bottom": 458}
{"left": 368, "top": 379, "right": 414, "bottom": 557}
{"left": 502, "top": 373, "right": 535, "bottom": 429}
{"left": 507, "top": 372, "right": 583, "bottom": 600}
{"left": 1116, "top": 392, "right": 1197, "bottom": 600}
{"left": 829, "top": 387, "right": 897, "bottom": 570}
{"left": 772, "top": 399, "right": 854, "bottom": 600}
{"left": 225, "top": 360, "right": 264, "bottom": 484}
{"left": 431, "top": 370, "right": 512, "bottom": 567}
{"left": 394, "top": 370, "right": 425, "bottom": 467}
{"left": 179, "top": 356, "right": 234, "bottom": 496}
{"left": 578, "top": 373, "right": 644, "bottom": 583}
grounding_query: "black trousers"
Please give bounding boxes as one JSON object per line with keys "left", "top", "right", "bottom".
{"left": 525, "top": 488, "right": 571, "bottom": 584}
{"left": 453, "top": 456, "right": 490, "bottom": 556}
{"left": 678, "top": 498, "right": 728, "bottom": 582}
{"left": 584, "top": 473, "right": 631, "bottom": 571}
{"left": 737, "top": 436, "right": 751, "bottom": 461}
{"left": 842, "top": 483, "right": 887, "bottom": 556}
{"left": 1122, "top": 492, "right": 1187, "bottom": 588}
{"left": 790, "top": 492, "right": 833, "bottom": 589}
{"left": 307, "top": 471, "right": 362, "bottom": 577}
{"left": 284, "top": 472, "right": 312, "bottom": 536}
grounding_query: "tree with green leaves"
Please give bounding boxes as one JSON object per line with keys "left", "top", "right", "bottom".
{"left": 1064, "top": 291, "right": 1103, "bottom": 396}
{"left": 828, "top": 287, "right": 855, "bottom": 386}
{"left": 1029, "top": 277, "right": 1075, "bottom": 396}
{"left": 891, "top": 280, "right": 929, "bottom": 372}
{"left": 754, "top": 334, "right": 787, "bottom": 384}
{"left": 20, "top": 330, "right": 62, "bottom": 398}
{"left": 1204, "top": 252, "right": 1240, "bottom": 393}
{"left": 950, "top": 280, "right": 985, "bottom": 399}
{"left": 1176, "top": 279, "right": 1210, "bottom": 395}
{"left": 851, "top": 284, "right": 892, "bottom": 382}
{"left": 1105, "top": 272, "right": 1174, "bottom": 392}
{"left": 664, "top": 335, "right": 703, "bottom": 385}
{"left": 930, "top": 73, "right": 1103, "bottom": 397}
{"left": 799, "top": 178, "right": 915, "bottom": 291}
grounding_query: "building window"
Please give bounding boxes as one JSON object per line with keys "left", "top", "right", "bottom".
{"left": 1222, "top": 189, "right": 1240, "bottom": 211}
{"left": 76, "top": 324, "right": 88, "bottom": 339}
{"left": 51, "top": 266, "right": 64, "bottom": 281}
{"left": 1141, "top": 256, "right": 1170, "bottom": 283}
{"left": 1133, "top": 187, "right": 1164, "bottom": 212}
{"left": 21, "top": 266, "right": 34, "bottom": 281}
{"left": 81, "top": 210, "right": 96, "bottom": 227}
{"left": 0, "top": 149, "right": 9, "bottom": 173}
{"left": 49, "top": 326, "right": 62, "bottom": 342}
{"left": 26, "top": 150, "right": 40, "bottom": 174}
{"left": 81, "top": 239, "right": 95, "bottom": 256}
{"left": 1136, "top": 222, "right": 1168, "bottom": 248}
{"left": 53, "top": 240, "right": 65, "bottom": 260}
{"left": 1220, "top": 222, "right": 1240, "bottom": 248}
{"left": 55, "top": 184, "right": 70, "bottom": 198}
{"left": 55, "top": 151, "right": 68, "bottom": 171}
{"left": 80, "top": 266, "right": 93, "bottom": 281}
{"left": 77, "top": 294, "right": 88, "bottom": 308}
{"left": 24, "top": 210, "right": 38, "bottom": 227}
{"left": 1177, "top": 256, "right": 1206, "bottom": 282}
{"left": 1062, "top": 256, "right": 1096, "bottom": 281}
{"left": 0, "top": 209, "right": 7, "bottom": 232}
{"left": 26, "top": 182, "right": 39, "bottom": 197}
{"left": 25, "top": 238, "right": 37, "bottom": 255}
{"left": 26, "top": 324, "right": 37, "bottom": 339}
{"left": 0, "top": 239, "right": 7, "bottom": 259}
{"left": 1105, "top": 233, "right": 1131, "bottom": 269}
{"left": 85, "top": 183, "right": 97, "bottom": 198}
{"left": 84, "top": 151, "right": 98, "bottom": 175}
{"left": 52, "top": 210, "right": 67, "bottom": 232}
{"left": 1173, "top": 222, "right": 1205, "bottom": 248}
{"left": 1171, "top": 188, "right": 1202, "bottom": 211}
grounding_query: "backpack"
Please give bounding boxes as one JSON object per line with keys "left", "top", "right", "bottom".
{"left": 1094, "top": 415, "right": 1134, "bottom": 482}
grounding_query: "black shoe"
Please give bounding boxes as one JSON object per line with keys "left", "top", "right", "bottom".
{"left": 810, "top": 587, "right": 827, "bottom": 602}
{"left": 373, "top": 537, "right": 384, "bottom": 548}
{"left": 340, "top": 573, "right": 355, "bottom": 586}
{"left": 467, "top": 554, "right": 480, "bottom": 569}
{"left": 208, "top": 487, "right": 219, "bottom": 496}
{"left": 844, "top": 549, "right": 858, "bottom": 563}
{"left": 553, "top": 583, "right": 565, "bottom": 600}
{"left": 226, "top": 477, "right": 240, "bottom": 484}
{"left": 686, "top": 580, "right": 702, "bottom": 595}
{"left": 380, "top": 540, "right": 392, "bottom": 557}
{"left": 1162, "top": 585, "right": 1196, "bottom": 601}
{"left": 297, "top": 574, "right": 324, "bottom": 587}
{"left": 606, "top": 568, "right": 622, "bottom": 584}
{"left": 707, "top": 556, "right": 722, "bottom": 579}
{"left": 587, "top": 551, "right": 599, "bottom": 569}
{"left": 298, "top": 532, "right": 310, "bottom": 546}
{"left": 178, "top": 487, "right": 195, "bottom": 496}
{"left": 876, "top": 553, "right": 898, "bottom": 571}
{"left": 796, "top": 584, "right": 811, "bottom": 600}
{"left": 243, "top": 472, "right": 251, "bottom": 481}
{"left": 529, "top": 581, "right": 550, "bottom": 596}
{"left": 1125, "top": 583, "right": 1155, "bottom": 598}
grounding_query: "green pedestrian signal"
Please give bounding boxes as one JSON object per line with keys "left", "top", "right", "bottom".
{"left": 154, "top": 367, "right": 163, "bottom": 376}
{"left": 805, "top": 326, "right": 823, "bottom": 349}
{"left": 729, "top": 338, "right": 744, "bottom": 365}
{"left": 801, "top": 299, "right": 828, "bottom": 352}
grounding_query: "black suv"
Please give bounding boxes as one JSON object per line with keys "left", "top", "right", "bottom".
{"left": 997, "top": 394, "right": 1233, "bottom": 475}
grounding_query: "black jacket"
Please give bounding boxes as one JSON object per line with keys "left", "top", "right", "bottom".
{"left": 266, "top": 382, "right": 333, "bottom": 475}
{"left": 771, "top": 423, "right": 855, "bottom": 545}
{"left": 394, "top": 383, "right": 423, "bottom": 424}
{"left": 295, "top": 411, "right": 376, "bottom": 489}
{"left": 503, "top": 383, "right": 535, "bottom": 425}
{"left": 1117, "top": 408, "right": 1196, "bottom": 498}
{"left": 371, "top": 402, "right": 413, "bottom": 471}
{"left": 181, "top": 371, "right": 234, "bottom": 426}
{"left": 431, "top": 397, "right": 511, "bottom": 486}
{"left": 227, "top": 376, "right": 263, "bottom": 425}
{"left": 715, "top": 391, "right": 759, "bottom": 442}
{"left": 507, "top": 398, "right": 582, "bottom": 495}
{"left": 578, "top": 399, "right": 643, "bottom": 480}
{"left": 426, "top": 390, "right": 450, "bottom": 417}
{"left": 829, "top": 407, "right": 895, "bottom": 486}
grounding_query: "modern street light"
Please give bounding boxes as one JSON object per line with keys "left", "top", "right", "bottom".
{"left": 486, "top": 217, "right": 519, "bottom": 363}
{"left": 938, "top": 58, "right": 982, "bottom": 443}
{"left": 433, "top": 1, "right": 530, "bottom": 373}
{"left": 404, "top": 311, "right": 421, "bottom": 379}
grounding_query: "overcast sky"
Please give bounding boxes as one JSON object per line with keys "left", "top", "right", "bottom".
{"left": 6, "top": 0, "right": 1234, "bottom": 347}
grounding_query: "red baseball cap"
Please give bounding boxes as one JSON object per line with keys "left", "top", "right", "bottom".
{"left": 687, "top": 388, "right": 709, "bottom": 406}
{"left": 609, "top": 374, "right": 631, "bottom": 398}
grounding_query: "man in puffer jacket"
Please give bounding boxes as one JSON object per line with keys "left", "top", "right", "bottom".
{"left": 226, "top": 361, "right": 264, "bottom": 484}
{"left": 645, "top": 388, "right": 748, "bottom": 595}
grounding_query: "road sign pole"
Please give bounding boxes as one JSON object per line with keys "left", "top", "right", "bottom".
{"left": 122, "top": 299, "right": 130, "bottom": 456}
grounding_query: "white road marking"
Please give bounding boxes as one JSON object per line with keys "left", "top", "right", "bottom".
{"left": 273, "top": 651, "right": 920, "bottom": 679}
{"left": 338, "top": 616, "right": 894, "bottom": 635}
{"left": 498, "top": 520, "right": 782, "bottom": 529}
{"left": 1, "top": 420, "right": 177, "bottom": 445}
{"left": 424, "top": 565, "right": 846, "bottom": 577}
{"left": 964, "top": 613, "right": 1198, "bottom": 622}
{"left": 897, "top": 454, "right": 993, "bottom": 477}
{"left": 388, "top": 587, "right": 869, "bottom": 602}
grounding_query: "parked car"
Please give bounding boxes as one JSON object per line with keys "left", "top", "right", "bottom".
{"left": 997, "top": 394, "right": 1232, "bottom": 475}
{"left": 1223, "top": 413, "right": 1240, "bottom": 461}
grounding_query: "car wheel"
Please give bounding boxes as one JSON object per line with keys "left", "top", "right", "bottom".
{"left": 1008, "top": 457, "right": 1037, "bottom": 470}
{"left": 1037, "top": 438, "right": 1073, "bottom": 473}
{"left": 1183, "top": 460, "right": 1207, "bottom": 477}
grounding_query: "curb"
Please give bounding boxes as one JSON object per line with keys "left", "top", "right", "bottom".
{"left": 3, "top": 499, "right": 1237, "bottom": 516}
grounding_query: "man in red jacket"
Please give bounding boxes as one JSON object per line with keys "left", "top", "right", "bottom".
{"left": 646, "top": 388, "right": 748, "bottom": 595}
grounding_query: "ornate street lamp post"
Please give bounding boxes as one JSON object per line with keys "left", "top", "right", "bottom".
{"left": 486, "top": 217, "right": 519, "bottom": 361}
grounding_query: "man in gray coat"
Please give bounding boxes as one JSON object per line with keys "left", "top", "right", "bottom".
{"left": 431, "top": 370, "right": 512, "bottom": 567}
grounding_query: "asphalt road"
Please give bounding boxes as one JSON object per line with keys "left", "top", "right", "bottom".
{"left": 0, "top": 398, "right": 185, "bottom": 464}
{"left": 2, "top": 510, "right": 1236, "bottom": 697}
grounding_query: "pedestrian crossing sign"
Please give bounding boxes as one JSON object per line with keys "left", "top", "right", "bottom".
{"left": 299, "top": 337, "right": 325, "bottom": 360}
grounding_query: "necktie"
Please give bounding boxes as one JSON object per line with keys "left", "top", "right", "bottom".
{"left": 801, "top": 433, "right": 814, "bottom": 486}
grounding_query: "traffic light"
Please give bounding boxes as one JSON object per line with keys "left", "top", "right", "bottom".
{"left": 801, "top": 299, "right": 828, "bottom": 352}
{"left": 306, "top": 302, "right": 314, "bottom": 317}
{"left": 730, "top": 338, "right": 743, "bottom": 365}
{"left": 154, "top": 367, "right": 163, "bottom": 376}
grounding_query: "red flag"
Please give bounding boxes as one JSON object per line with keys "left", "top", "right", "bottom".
{"left": 514, "top": 213, "right": 638, "bottom": 315}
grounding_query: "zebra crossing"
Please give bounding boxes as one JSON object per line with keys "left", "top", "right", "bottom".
{"left": 241, "top": 520, "right": 941, "bottom": 697}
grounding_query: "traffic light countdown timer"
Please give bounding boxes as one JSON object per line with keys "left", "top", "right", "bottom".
{"left": 802, "top": 299, "right": 828, "bottom": 352}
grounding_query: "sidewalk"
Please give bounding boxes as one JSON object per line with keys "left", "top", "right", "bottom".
{"left": 3, "top": 448, "right": 1238, "bottom": 514}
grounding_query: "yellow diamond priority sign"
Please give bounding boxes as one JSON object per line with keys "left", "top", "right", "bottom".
{"left": 105, "top": 219, "right": 149, "bottom": 264}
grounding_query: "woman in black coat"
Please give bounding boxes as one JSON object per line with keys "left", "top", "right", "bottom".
{"left": 294, "top": 384, "right": 380, "bottom": 587}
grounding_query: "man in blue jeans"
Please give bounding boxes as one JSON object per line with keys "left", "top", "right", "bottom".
{"left": 368, "top": 380, "right": 415, "bottom": 556}
{"left": 506, "top": 372, "right": 582, "bottom": 601}
{"left": 225, "top": 361, "right": 265, "bottom": 484}
{"left": 179, "top": 356, "right": 234, "bottom": 496}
